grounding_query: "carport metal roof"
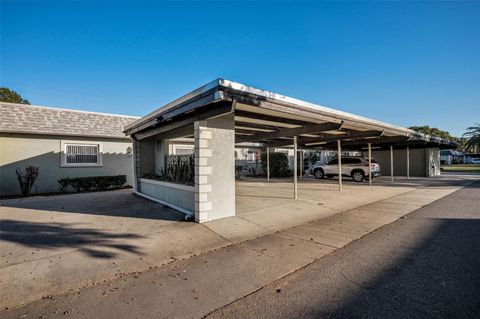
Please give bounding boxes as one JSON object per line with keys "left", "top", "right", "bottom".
{"left": 124, "top": 79, "right": 457, "bottom": 150}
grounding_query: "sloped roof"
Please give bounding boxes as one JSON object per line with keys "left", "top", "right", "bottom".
{"left": 0, "top": 102, "right": 139, "bottom": 139}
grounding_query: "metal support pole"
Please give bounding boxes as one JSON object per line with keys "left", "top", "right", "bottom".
{"left": 294, "top": 136, "right": 298, "bottom": 199}
{"left": 300, "top": 150, "right": 303, "bottom": 179}
{"left": 267, "top": 147, "right": 270, "bottom": 183}
{"left": 406, "top": 147, "right": 410, "bottom": 179}
{"left": 390, "top": 145, "right": 394, "bottom": 182}
{"left": 337, "top": 140, "right": 343, "bottom": 191}
{"left": 368, "top": 143, "right": 372, "bottom": 187}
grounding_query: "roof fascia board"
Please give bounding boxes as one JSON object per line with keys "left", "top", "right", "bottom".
{"left": 124, "top": 79, "right": 222, "bottom": 133}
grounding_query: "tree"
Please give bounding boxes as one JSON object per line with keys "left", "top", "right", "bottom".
{"left": 408, "top": 125, "right": 455, "bottom": 140}
{"left": 462, "top": 124, "right": 480, "bottom": 153}
{"left": 0, "top": 87, "right": 30, "bottom": 104}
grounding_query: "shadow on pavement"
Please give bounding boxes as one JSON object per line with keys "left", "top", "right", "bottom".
{"left": 0, "top": 191, "right": 185, "bottom": 221}
{"left": 309, "top": 182, "right": 480, "bottom": 318}
{"left": 322, "top": 219, "right": 480, "bottom": 318}
{"left": 0, "top": 220, "right": 145, "bottom": 259}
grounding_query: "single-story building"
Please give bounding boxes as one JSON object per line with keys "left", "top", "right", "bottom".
{"left": 464, "top": 153, "right": 480, "bottom": 163}
{"left": 0, "top": 102, "right": 139, "bottom": 196}
{"left": 440, "top": 149, "right": 464, "bottom": 165}
{"left": 123, "top": 79, "right": 456, "bottom": 223}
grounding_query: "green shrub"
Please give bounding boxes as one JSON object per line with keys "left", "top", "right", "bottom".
{"left": 16, "top": 166, "right": 39, "bottom": 196}
{"left": 261, "top": 151, "right": 292, "bottom": 177}
{"left": 58, "top": 175, "right": 127, "bottom": 193}
{"left": 58, "top": 178, "right": 70, "bottom": 192}
{"left": 155, "top": 155, "right": 194, "bottom": 185}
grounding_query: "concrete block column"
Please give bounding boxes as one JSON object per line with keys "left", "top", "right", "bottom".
{"left": 132, "top": 138, "right": 141, "bottom": 191}
{"left": 194, "top": 114, "right": 235, "bottom": 222}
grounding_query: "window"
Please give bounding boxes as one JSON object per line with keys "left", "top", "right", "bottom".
{"left": 344, "top": 158, "right": 362, "bottom": 164}
{"left": 175, "top": 148, "right": 194, "bottom": 155}
{"left": 171, "top": 144, "right": 194, "bottom": 155}
{"left": 246, "top": 150, "right": 256, "bottom": 163}
{"left": 64, "top": 143, "right": 101, "bottom": 166}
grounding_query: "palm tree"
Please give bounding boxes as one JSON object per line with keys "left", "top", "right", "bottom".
{"left": 462, "top": 123, "right": 480, "bottom": 153}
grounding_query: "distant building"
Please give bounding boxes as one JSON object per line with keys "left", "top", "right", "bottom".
{"left": 440, "top": 149, "right": 464, "bottom": 165}
{"left": 464, "top": 153, "right": 480, "bottom": 163}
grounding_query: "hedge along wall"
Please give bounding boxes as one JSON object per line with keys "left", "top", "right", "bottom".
{"left": 58, "top": 175, "right": 127, "bottom": 192}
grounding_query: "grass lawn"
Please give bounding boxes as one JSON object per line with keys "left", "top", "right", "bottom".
{"left": 441, "top": 164, "right": 480, "bottom": 173}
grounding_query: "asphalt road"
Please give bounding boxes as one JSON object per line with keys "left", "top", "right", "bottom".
{"left": 206, "top": 181, "right": 480, "bottom": 319}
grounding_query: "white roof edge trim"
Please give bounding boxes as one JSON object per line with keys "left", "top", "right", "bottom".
{"left": 0, "top": 102, "right": 140, "bottom": 119}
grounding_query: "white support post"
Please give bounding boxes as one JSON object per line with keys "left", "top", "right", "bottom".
{"left": 131, "top": 137, "right": 138, "bottom": 192}
{"left": 406, "top": 147, "right": 410, "bottom": 179}
{"left": 267, "top": 147, "right": 270, "bottom": 183}
{"left": 337, "top": 140, "right": 343, "bottom": 191}
{"left": 294, "top": 136, "right": 298, "bottom": 199}
{"left": 300, "top": 150, "right": 303, "bottom": 179}
{"left": 390, "top": 145, "right": 394, "bottom": 182}
{"left": 368, "top": 143, "right": 372, "bottom": 187}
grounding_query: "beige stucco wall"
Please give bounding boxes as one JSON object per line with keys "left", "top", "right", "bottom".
{"left": 371, "top": 147, "right": 440, "bottom": 177}
{"left": 0, "top": 133, "right": 133, "bottom": 196}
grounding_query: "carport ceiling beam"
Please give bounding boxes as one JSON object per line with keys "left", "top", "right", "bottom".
{"left": 235, "top": 121, "right": 279, "bottom": 131}
{"left": 263, "top": 130, "right": 384, "bottom": 148}
{"left": 234, "top": 110, "right": 314, "bottom": 126}
{"left": 236, "top": 122, "right": 342, "bottom": 143}
{"left": 301, "top": 130, "right": 384, "bottom": 145}
{"left": 320, "top": 136, "right": 410, "bottom": 148}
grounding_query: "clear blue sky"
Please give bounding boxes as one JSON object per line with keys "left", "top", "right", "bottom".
{"left": 1, "top": 1, "right": 479, "bottom": 137}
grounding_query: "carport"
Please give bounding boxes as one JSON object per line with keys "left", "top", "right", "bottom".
{"left": 124, "top": 79, "right": 457, "bottom": 222}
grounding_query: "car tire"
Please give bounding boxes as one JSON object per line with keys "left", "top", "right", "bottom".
{"left": 351, "top": 170, "right": 365, "bottom": 182}
{"left": 314, "top": 169, "right": 324, "bottom": 179}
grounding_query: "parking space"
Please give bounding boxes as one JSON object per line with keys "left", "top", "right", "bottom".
{"left": 233, "top": 174, "right": 477, "bottom": 231}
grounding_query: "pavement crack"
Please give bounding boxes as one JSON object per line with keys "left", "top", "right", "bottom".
{"left": 340, "top": 269, "right": 374, "bottom": 290}
{"left": 280, "top": 232, "right": 339, "bottom": 249}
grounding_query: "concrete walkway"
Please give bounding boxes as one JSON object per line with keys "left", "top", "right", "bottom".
{"left": 1, "top": 175, "right": 477, "bottom": 317}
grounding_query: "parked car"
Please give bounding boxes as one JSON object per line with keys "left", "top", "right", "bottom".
{"left": 310, "top": 157, "right": 381, "bottom": 182}
{"left": 470, "top": 158, "right": 480, "bottom": 164}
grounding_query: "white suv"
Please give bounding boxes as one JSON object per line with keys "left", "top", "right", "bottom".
{"left": 310, "top": 157, "right": 381, "bottom": 182}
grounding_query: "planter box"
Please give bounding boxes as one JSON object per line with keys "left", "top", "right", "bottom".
{"left": 139, "top": 178, "right": 194, "bottom": 213}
